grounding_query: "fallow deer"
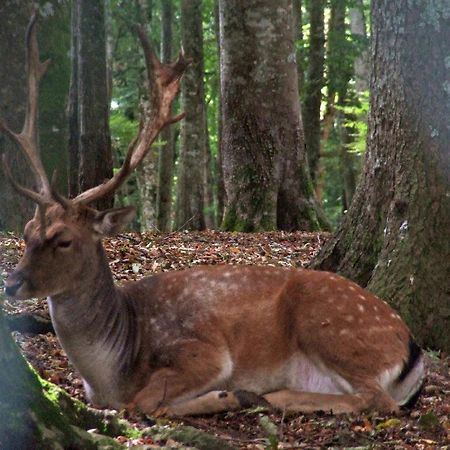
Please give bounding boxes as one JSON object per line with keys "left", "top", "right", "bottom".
{"left": 2, "top": 14, "right": 424, "bottom": 417}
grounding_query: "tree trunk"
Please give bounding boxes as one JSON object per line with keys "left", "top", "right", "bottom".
{"left": 0, "top": 2, "right": 70, "bottom": 232}
{"left": 135, "top": 0, "right": 159, "bottom": 231}
{"left": 0, "top": 302, "right": 126, "bottom": 449}
{"left": 303, "top": 0, "right": 325, "bottom": 184}
{"left": 0, "top": 3, "right": 37, "bottom": 232}
{"left": 204, "top": 108, "right": 216, "bottom": 229}
{"left": 312, "top": 0, "right": 450, "bottom": 352}
{"left": 156, "top": 0, "right": 175, "bottom": 232}
{"left": 175, "top": 0, "right": 207, "bottom": 231}
{"left": 327, "top": 0, "right": 358, "bottom": 209}
{"left": 214, "top": 0, "right": 225, "bottom": 227}
{"left": 292, "top": 0, "right": 304, "bottom": 94}
{"left": 349, "top": 0, "right": 369, "bottom": 93}
{"left": 68, "top": 0, "right": 113, "bottom": 211}
{"left": 219, "top": 0, "right": 321, "bottom": 232}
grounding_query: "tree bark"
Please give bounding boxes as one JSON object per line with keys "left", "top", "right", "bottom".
{"left": 327, "top": 0, "right": 358, "bottom": 209}
{"left": 303, "top": 0, "right": 325, "bottom": 184}
{"left": 156, "top": 0, "right": 176, "bottom": 232}
{"left": 349, "top": 0, "right": 369, "bottom": 93}
{"left": 204, "top": 108, "right": 216, "bottom": 229}
{"left": 0, "top": 2, "right": 70, "bottom": 232}
{"left": 175, "top": 0, "right": 207, "bottom": 231}
{"left": 292, "top": 0, "right": 304, "bottom": 94}
{"left": 0, "top": 3, "right": 36, "bottom": 232}
{"left": 214, "top": 0, "right": 225, "bottom": 227}
{"left": 134, "top": 0, "right": 159, "bottom": 231}
{"left": 0, "top": 301, "right": 127, "bottom": 449}
{"left": 312, "top": 0, "right": 450, "bottom": 352}
{"left": 219, "top": 0, "right": 321, "bottom": 232}
{"left": 68, "top": 0, "right": 113, "bottom": 211}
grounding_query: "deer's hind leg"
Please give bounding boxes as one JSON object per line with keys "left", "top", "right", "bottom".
{"left": 263, "top": 387, "right": 399, "bottom": 414}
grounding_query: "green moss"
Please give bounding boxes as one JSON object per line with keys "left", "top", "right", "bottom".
{"left": 148, "top": 424, "right": 236, "bottom": 450}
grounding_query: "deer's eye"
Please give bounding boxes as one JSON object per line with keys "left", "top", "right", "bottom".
{"left": 57, "top": 240, "right": 72, "bottom": 249}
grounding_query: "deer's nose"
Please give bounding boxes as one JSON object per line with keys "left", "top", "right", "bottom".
{"left": 4, "top": 274, "right": 24, "bottom": 297}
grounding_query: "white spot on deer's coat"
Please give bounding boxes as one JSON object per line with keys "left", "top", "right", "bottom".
{"left": 358, "top": 304, "right": 365, "bottom": 313}
{"left": 358, "top": 294, "right": 366, "bottom": 301}
{"left": 349, "top": 286, "right": 357, "bottom": 292}
{"left": 345, "top": 315, "right": 355, "bottom": 323}
{"left": 339, "top": 328, "right": 350, "bottom": 336}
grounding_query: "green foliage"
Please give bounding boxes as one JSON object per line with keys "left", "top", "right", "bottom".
{"left": 337, "top": 90, "right": 369, "bottom": 155}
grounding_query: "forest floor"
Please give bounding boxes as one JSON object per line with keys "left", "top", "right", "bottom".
{"left": 0, "top": 230, "right": 449, "bottom": 449}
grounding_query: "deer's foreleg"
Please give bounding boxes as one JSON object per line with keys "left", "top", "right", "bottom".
{"left": 129, "top": 341, "right": 234, "bottom": 416}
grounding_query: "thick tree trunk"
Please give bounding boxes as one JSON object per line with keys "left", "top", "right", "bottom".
{"left": 0, "top": 303, "right": 126, "bottom": 449}
{"left": 0, "top": 3, "right": 35, "bottom": 232}
{"left": 156, "top": 0, "right": 176, "bottom": 232}
{"left": 303, "top": 0, "right": 325, "bottom": 184}
{"left": 0, "top": 2, "right": 70, "bottom": 232}
{"left": 219, "top": 0, "right": 321, "bottom": 232}
{"left": 175, "top": 0, "right": 207, "bottom": 231}
{"left": 68, "top": 0, "right": 113, "bottom": 210}
{"left": 312, "top": 0, "right": 450, "bottom": 351}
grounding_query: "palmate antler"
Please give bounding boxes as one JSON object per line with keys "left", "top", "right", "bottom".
{"left": 1, "top": 13, "right": 189, "bottom": 208}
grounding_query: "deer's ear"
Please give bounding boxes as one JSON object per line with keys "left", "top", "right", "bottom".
{"left": 93, "top": 206, "right": 136, "bottom": 236}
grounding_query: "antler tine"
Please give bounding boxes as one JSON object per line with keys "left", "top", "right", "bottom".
{"left": 2, "top": 154, "right": 48, "bottom": 205}
{"left": 73, "top": 27, "right": 189, "bottom": 206}
{"left": 0, "top": 10, "right": 51, "bottom": 198}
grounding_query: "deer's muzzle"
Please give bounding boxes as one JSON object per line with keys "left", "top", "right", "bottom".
{"left": 4, "top": 272, "right": 27, "bottom": 298}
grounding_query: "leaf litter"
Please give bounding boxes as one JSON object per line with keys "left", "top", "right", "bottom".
{"left": 1, "top": 230, "right": 449, "bottom": 448}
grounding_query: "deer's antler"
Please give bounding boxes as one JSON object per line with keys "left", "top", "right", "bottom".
{"left": 0, "top": 10, "right": 51, "bottom": 205}
{"left": 73, "top": 27, "right": 190, "bottom": 205}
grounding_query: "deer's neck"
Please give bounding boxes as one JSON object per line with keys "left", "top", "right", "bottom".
{"left": 47, "top": 244, "right": 140, "bottom": 407}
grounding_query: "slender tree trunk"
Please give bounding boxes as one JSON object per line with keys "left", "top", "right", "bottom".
{"left": 204, "top": 107, "right": 216, "bottom": 229}
{"left": 303, "top": 0, "right": 325, "bottom": 184}
{"left": 214, "top": 0, "right": 225, "bottom": 227}
{"left": 68, "top": 0, "right": 113, "bottom": 210}
{"left": 349, "top": 0, "right": 369, "bottom": 93}
{"left": 134, "top": 0, "right": 159, "bottom": 230}
{"left": 156, "top": 0, "right": 175, "bottom": 232}
{"left": 219, "top": 0, "right": 321, "bottom": 232}
{"left": 292, "top": 0, "right": 304, "bottom": 94}
{"left": 175, "top": 0, "right": 207, "bottom": 231}
{"left": 328, "top": 0, "right": 358, "bottom": 208}
{"left": 312, "top": 0, "right": 450, "bottom": 352}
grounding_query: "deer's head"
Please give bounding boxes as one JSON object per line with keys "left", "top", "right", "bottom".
{"left": 2, "top": 12, "right": 187, "bottom": 300}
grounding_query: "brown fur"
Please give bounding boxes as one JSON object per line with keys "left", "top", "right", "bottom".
{"left": 5, "top": 204, "right": 425, "bottom": 416}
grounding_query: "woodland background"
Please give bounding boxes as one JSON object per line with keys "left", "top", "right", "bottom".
{"left": 0, "top": 0, "right": 449, "bottom": 448}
